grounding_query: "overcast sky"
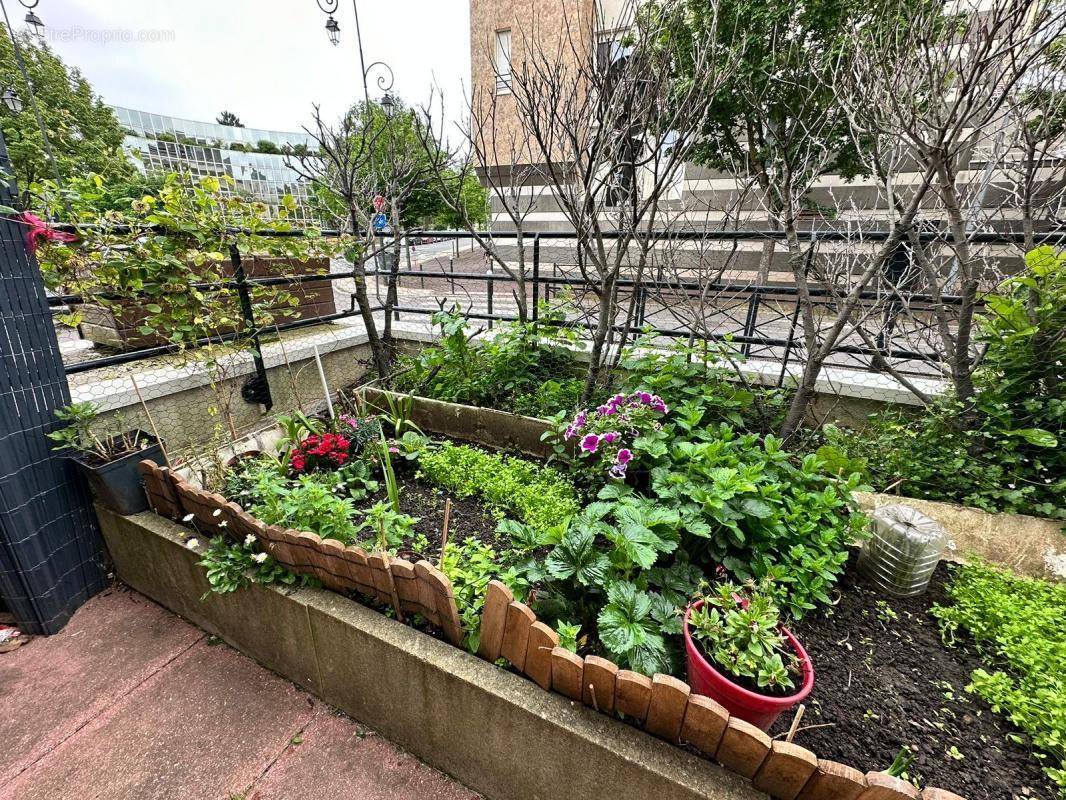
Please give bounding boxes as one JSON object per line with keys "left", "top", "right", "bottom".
{"left": 33, "top": 0, "right": 471, "bottom": 136}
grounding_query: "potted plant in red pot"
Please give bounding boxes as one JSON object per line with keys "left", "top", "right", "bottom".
{"left": 683, "top": 580, "right": 814, "bottom": 731}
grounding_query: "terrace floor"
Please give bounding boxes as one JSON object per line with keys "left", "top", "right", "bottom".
{"left": 0, "top": 588, "right": 479, "bottom": 800}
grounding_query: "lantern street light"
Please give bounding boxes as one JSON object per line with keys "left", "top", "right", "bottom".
{"left": 325, "top": 14, "right": 340, "bottom": 45}
{"left": 1, "top": 87, "right": 23, "bottom": 114}
{"left": 380, "top": 92, "right": 395, "bottom": 119}
{"left": 24, "top": 8, "right": 42, "bottom": 35}
{"left": 314, "top": 0, "right": 394, "bottom": 109}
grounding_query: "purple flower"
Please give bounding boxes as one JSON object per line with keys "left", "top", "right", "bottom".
{"left": 616, "top": 448, "right": 633, "bottom": 465}
{"left": 581, "top": 434, "right": 601, "bottom": 453}
{"left": 638, "top": 392, "right": 653, "bottom": 404}
{"left": 602, "top": 431, "right": 620, "bottom": 444}
{"left": 597, "top": 404, "right": 617, "bottom": 416}
{"left": 610, "top": 463, "right": 628, "bottom": 479}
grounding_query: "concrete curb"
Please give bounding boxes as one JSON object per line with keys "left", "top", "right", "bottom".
{"left": 98, "top": 507, "right": 763, "bottom": 800}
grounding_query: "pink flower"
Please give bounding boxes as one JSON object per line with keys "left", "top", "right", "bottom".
{"left": 639, "top": 392, "right": 652, "bottom": 404}
{"left": 602, "top": 431, "right": 619, "bottom": 444}
{"left": 616, "top": 448, "right": 633, "bottom": 465}
{"left": 581, "top": 434, "right": 601, "bottom": 453}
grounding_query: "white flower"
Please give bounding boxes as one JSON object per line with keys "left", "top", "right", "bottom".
{"left": 182, "top": 513, "right": 195, "bottom": 523}
{"left": 253, "top": 552, "right": 269, "bottom": 564}
{"left": 218, "top": 520, "right": 227, "bottom": 528}
{"left": 185, "top": 538, "right": 200, "bottom": 550}
{"left": 212, "top": 508, "right": 222, "bottom": 518}
{"left": 244, "top": 534, "right": 256, "bottom": 547}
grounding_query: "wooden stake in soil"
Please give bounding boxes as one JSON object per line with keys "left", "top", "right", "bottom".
{"left": 130, "top": 375, "right": 170, "bottom": 464}
{"left": 438, "top": 498, "right": 452, "bottom": 569}
{"left": 786, "top": 704, "right": 806, "bottom": 743}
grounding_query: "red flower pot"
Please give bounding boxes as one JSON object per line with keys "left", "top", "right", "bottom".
{"left": 683, "top": 601, "right": 814, "bottom": 731}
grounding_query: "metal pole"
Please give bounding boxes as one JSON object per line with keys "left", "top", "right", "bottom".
{"left": 1, "top": 1, "right": 67, "bottom": 203}
{"left": 313, "top": 344, "right": 335, "bottom": 419}
{"left": 532, "top": 234, "right": 541, "bottom": 327}
{"left": 740, "top": 292, "right": 762, "bottom": 357}
{"left": 229, "top": 244, "right": 273, "bottom": 409}
{"left": 351, "top": 0, "right": 371, "bottom": 107}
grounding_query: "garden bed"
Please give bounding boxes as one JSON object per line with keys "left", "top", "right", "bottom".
{"left": 767, "top": 557, "right": 1055, "bottom": 800}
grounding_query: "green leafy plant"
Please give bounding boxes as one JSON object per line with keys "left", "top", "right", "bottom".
{"left": 418, "top": 443, "right": 579, "bottom": 534}
{"left": 390, "top": 309, "right": 582, "bottom": 416}
{"left": 197, "top": 534, "right": 301, "bottom": 598}
{"left": 425, "top": 534, "right": 529, "bottom": 653}
{"left": 932, "top": 561, "right": 1066, "bottom": 792}
{"left": 650, "top": 425, "right": 866, "bottom": 618}
{"left": 821, "top": 247, "right": 1065, "bottom": 519}
{"left": 46, "top": 402, "right": 146, "bottom": 462}
{"left": 688, "top": 580, "right": 801, "bottom": 692}
{"left": 356, "top": 501, "right": 419, "bottom": 552}
{"left": 247, "top": 473, "right": 359, "bottom": 544}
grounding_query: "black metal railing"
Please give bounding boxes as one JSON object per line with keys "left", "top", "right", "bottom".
{"left": 48, "top": 226, "right": 1066, "bottom": 396}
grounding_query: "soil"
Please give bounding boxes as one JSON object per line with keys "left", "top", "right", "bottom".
{"left": 386, "top": 471, "right": 511, "bottom": 562}
{"left": 769, "top": 558, "right": 1054, "bottom": 800}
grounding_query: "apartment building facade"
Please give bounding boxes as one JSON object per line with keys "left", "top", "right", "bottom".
{"left": 468, "top": 0, "right": 1064, "bottom": 282}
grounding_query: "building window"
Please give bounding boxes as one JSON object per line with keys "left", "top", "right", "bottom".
{"left": 495, "top": 29, "right": 512, "bottom": 93}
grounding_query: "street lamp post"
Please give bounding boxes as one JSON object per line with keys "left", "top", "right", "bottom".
{"left": 0, "top": 0, "right": 66, "bottom": 197}
{"left": 314, "top": 0, "right": 394, "bottom": 109}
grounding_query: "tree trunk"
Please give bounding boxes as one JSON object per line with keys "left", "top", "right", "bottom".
{"left": 581, "top": 276, "right": 616, "bottom": 406}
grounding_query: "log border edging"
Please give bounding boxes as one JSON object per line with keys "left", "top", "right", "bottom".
{"left": 138, "top": 459, "right": 465, "bottom": 647}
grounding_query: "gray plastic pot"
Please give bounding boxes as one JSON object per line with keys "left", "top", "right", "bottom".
{"left": 71, "top": 432, "right": 166, "bottom": 515}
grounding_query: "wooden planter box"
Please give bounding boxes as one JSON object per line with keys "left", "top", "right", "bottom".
{"left": 78, "top": 256, "right": 337, "bottom": 351}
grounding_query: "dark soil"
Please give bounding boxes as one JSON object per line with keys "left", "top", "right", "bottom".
{"left": 386, "top": 472, "right": 510, "bottom": 562}
{"left": 769, "top": 559, "right": 1054, "bottom": 800}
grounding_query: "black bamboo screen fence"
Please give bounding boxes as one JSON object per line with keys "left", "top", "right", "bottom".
{"left": 0, "top": 134, "right": 107, "bottom": 635}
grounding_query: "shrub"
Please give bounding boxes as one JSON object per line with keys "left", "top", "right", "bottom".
{"left": 932, "top": 562, "right": 1066, "bottom": 792}
{"left": 650, "top": 425, "right": 866, "bottom": 619}
{"left": 391, "top": 309, "right": 582, "bottom": 415}
{"left": 417, "top": 443, "right": 579, "bottom": 533}
{"left": 246, "top": 472, "right": 359, "bottom": 544}
{"left": 822, "top": 246, "right": 1065, "bottom": 518}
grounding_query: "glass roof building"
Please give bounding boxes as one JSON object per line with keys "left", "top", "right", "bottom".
{"left": 111, "top": 106, "right": 321, "bottom": 224}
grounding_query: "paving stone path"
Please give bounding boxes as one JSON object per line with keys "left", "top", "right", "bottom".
{"left": 0, "top": 589, "right": 480, "bottom": 800}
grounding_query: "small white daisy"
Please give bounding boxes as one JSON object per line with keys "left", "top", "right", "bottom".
{"left": 253, "top": 552, "right": 269, "bottom": 564}
{"left": 186, "top": 538, "right": 200, "bottom": 550}
{"left": 218, "top": 520, "right": 227, "bottom": 528}
{"left": 212, "top": 508, "right": 222, "bottom": 518}
{"left": 182, "top": 513, "right": 195, "bottom": 523}
{"left": 244, "top": 534, "right": 256, "bottom": 547}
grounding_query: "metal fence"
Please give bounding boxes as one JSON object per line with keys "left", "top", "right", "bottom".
{"left": 48, "top": 225, "right": 1064, "bottom": 452}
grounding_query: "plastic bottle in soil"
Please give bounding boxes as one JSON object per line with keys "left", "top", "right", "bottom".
{"left": 858, "top": 505, "right": 948, "bottom": 597}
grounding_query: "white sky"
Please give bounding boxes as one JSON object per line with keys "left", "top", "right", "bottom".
{"left": 32, "top": 0, "right": 472, "bottom": 136}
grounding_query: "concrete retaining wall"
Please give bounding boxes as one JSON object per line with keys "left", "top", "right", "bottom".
{"left": 98, "top": 507, "right": 762, "bottom": 800}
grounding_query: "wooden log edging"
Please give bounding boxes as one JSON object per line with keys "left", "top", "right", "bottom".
{"left": 476, "top": 579, "right": 968, "bottom": 800}
{"left": 136, "top": 459, "right": 465, "bottom": 647}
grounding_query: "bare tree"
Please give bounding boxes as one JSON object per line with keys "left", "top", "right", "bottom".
{"left": 482, "top": 0, "right": 741, "bottom": 403}
{"left": 833, "top": 0, "right": 1066, "bottom": 423}
{"left": 289, "top": 102, "right": 436, "bottom": 376}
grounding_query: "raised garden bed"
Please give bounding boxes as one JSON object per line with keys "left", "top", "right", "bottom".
{"left": 79, "top": 256, "right": 337, "bottom": 351}
{"left": 133, "top": 451, "right": 977, "bottom": 800}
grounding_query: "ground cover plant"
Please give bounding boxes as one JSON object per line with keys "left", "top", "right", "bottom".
{"left": 932, "top": 561, "right": 1066, "bottom": 795}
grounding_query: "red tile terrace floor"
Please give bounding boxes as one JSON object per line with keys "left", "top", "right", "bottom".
{"left": 0, "top": 588, "right": 480, "bottom": 800}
